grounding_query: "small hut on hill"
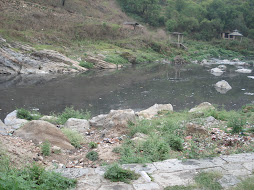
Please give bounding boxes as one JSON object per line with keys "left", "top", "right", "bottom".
{"left": 221, "top": 29, "right": 243, "bottom": 42}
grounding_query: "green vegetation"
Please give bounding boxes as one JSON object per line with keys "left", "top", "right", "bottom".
{"left": 55, "top": 106, "right": 91, "bottom": 125}
{"left": 0, "top": 152, "right": 76, "bottom": 190}
{"left": 79, "top": 61, "right": 94, "bottom": 69}
{"left": 41, "top": 140, "right": 51, "bottom": 156}
{"left": 86, "top": 151, "right": 99, "bottom": 161}
{"left": 17, "top": 108, "right": 41, "bottom": 121}
{"left": 61, "top": 128, "right": 84, "bottom": 148}
{"left": 194, "top": 172, "right": 222, "bottom": 190}
{"left": 232, "top": 175, "right": 254, "bottom": 190}
{"left": 164, "top": 185, "right": 195, "bottom": 190}
{"left": 227, "top": 116, "right": 246, "bottom": 134}
{"left": 88, "top": 141, "right": 98, "bottom": 149}
{"left": 104, "top": 54, "right": 129, "bottom": 65}
{"left": 104, "top": 164, "right": 140, "bottom": 183}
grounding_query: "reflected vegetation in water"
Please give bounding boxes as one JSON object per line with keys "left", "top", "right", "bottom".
{"left": 0, "top": 62, "right": 253, "bottom": 120}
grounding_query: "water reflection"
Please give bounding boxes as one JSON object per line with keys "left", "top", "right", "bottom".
{"left": 0, "top": 63, "right": 253, "bottom": 120}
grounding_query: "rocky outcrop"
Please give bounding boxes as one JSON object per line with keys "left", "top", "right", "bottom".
{"left": 89, "top": 114, "right": 108, "bottom": 128}
{"left": 215, "top": 80, "right": 232, "bottom": 94}
{"left": 14, "top": 120, "right": 74, "bottom": 150}
{"left": 0, "top": 36, "right": 87, "bottom": 74}
{"left": 84, "top": 56, "right": 120, "bottom": 69}
{"left": 64, "top": 118, "right": 90, "bottom": 133}
{"left": 189, "top": 102, "right": 215, "bottom": 113}
{"left": 4, "top": 110, "right": 28, "bottom": 130}
{"left": 137, "top": 104, "right": 173, "bottom": 119}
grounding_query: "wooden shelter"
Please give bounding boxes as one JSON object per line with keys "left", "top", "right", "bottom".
{"left": 169, "top": 32, "right": 187, "bottom": 49}
{"left": 221, "top": 29, "right": 243, "bottom": 42}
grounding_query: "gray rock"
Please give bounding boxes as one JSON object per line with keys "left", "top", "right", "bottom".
{"left": 218, "top": 175, "right": 241, "bottom": 189}
{"left": 189, "top": 102, "right": 215, "bottom": 113}
{"left": 211, "top": 68, "right": 224, "bottom": 76}
{"left": 133, "top": 183, "right": 161, "bottom": 190}
{"left": 84, "top": 56, "right": 120, "bottom": 69}
{"left": 206, "top": 116, "right": 216, "bottom": 123}
{"left": 218, "top": 65, "right": 227, "bottom": 70}
{"left": 137, "top": 104, "right": 173, "bottom": 119}
{"left": 98, "top": 184, "right": 134, "bottom": 190}
{"left": 215, "top": 80, "right": 232, "bottom": 94}
{"left": 64, "top": 118, "right": 90, "bottom": 133}
{"left": 235, "top": 68, "right": 252, "bottom": 73}
{"left": 0, "top": 119, "right": 8, "bottom": 135}
{"left": 4, "top": 110, "right": 28, "bottom": 130}
{"left": 89, "top": 114, "right": 108, "bottom": 128}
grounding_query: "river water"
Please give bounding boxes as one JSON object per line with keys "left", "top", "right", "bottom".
{"left": 0, "top": 61, "right": 253, "bottom": 120}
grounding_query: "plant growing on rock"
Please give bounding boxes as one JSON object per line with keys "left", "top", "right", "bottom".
{"left": 88, "top": 141, "right": 98, "bottom": 149}
{"left": 17, "top": 108, "right": 41, "bottom": 121}
{"left": 86, "top": 151, "right": 98, "bottom": 161}
{"left": 104, "top": 164, "right": 139, "bottom": 183}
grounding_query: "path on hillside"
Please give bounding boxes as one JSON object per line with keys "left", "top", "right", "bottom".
{"left": 55, "top": 152, "right": 254, "bottom": 190}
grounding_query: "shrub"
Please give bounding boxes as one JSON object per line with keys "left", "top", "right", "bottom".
{"left": 227, "top": 116, "right": 246, "bottom": 134}
{"left": 17, "top": 108, "right": 41, "bottom": 121}
{"left": 165, "top": 135, "right": 183, "bottom": 151}
{"left": 0, "top": 160, "right": 77, "bottom": 190}
{"left": 88, "top": 142, "right": 98, "bottom": 149}
{"left": 61, "top": 128, "right": 84, "bottom": 148}
{"left": 79, "top": 61, "right": 94, "bottom": 69}
{"left": 86, "top": 151, "right": 98, "bottom": 161}
{"left": 104, "top": 164, "right": 139, "bottom": 183}
{"left": 233, "top": 175, "right": 254, "bottom": 190}
{"left": 104, "top": 54, "right": 128, "bottom": 65}
{"left": 41, "top": 140, "right": 51, "bottom": 156}
{"left": 56, "top": 106, "right": 91, "bottom": 125}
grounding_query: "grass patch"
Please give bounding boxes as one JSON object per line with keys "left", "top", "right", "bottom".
{"left": 17, "top": 108, "right": 41, "bottom": 121}
{"left": 55, "top": 106, "right": 91, "bottom": 125}
{"left": 104, "top": 164, "right": 139, "bottom": 183}
{"left": 61, "top": 128, "right": 84, "bottom": 148}
{"left": 41, "top": 140, "right": 51, "bottom": 156}
{"left": 79, "top": 61, "right": 94, "bottom": 69}
{"left": 194, "top": 172, "right": 222, "bottom": 190}
{"left": 227, "top": 116, "right": 246, "bottom": 134}
{"left": 164, "top": 185, "right": 195, "bottom": 190}
{"left": 86, "top": 151, "right": 99, "bottom": 161}
{"left": 0, "top": 152, "right": 76, "bottom": 190}
{"left": 88, "top": 141, "right": 98, "bottom": 149}
{"left": 104, "top": 54, "right": 129, "bottom": 65}
{"left": 232, "top": 175, "right": 254, "bottom": 190}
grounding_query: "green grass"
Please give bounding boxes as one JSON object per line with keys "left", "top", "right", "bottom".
{"left": 104, "top": 164, "right": 140, "bottom": 183}
{"left": 194, "top": 172, "right": 222, "bottom": 190}
{"left": 88, "top": 141, "right": 98, "bottom": 149}
{"left": 41, "top": 140, "right": 51, "bottom": 156}
{"left": 17, "top": 108, "right": 41, "bottom": 121}
{"left": 104, "top": 54, "right": 129, "bottom": 65}
{"left": 227, "top": 116, "right": 246, "bottom": 134}
{"left": 61, "top": 128, "right": 84, "bottom": 148}
{"left": 0, "top": 152, "right": 76, "bottom": 190}
{"left": 232, "top": 175, "right": 254, "bottom": 190}
{"left": 79, "top": 61, "right": 94, "bottom": 69}
{"left": 86, "top": 151, "right": 99, "bottom": 161}
{"left": 55, "top": 106, "right": 91, "bottom": 125}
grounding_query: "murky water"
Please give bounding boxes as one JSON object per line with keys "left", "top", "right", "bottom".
{"left": 0, "top": 62, "right": 253, "bottom": 120}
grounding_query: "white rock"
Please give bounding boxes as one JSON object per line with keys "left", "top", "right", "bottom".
{"left": 189, "top": 102, "right": 215, "bottom": 113}
{"left": 140, "top": 171, "right": 152, "bottom": 182}
{"left": 4, "top": 110, "right": 28, "bottom": 130}
{"left": 235, "top": 69, "right": 252, "bottom": 74}
{"left": 248, "top": 76, "right": 254, "bottom": 79}
{"left": 211, "top": 68, "right": 224, "bottom": 76}
{"left": 215, "top": 80, "right": 232, "bottom": 94}
{"left": 64, "top": 118, "right": 90, "bottom": 133}
{"left": 40, "top": 115, "right": 57, "bottom": 121}
{"left": 233, "top": 58, "right": 240, "bottom": 62}
{"left": 0, "top": 120, "right": 8, "bottom": 135}
{"left": 218, "top": 65, "right": 227, "bottom": 70}
{"left": 137, "top": 104, "right": 173, "bottom": 119}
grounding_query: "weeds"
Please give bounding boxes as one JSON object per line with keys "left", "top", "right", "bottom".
{"left": 104, "top": 164, "right": 139, "bottom": 183}
{"left": 194, "top": 172, "right": 222, "bottom": 190}
{"left": 17, "top": 108, "right": 41, "bottom": 121}
{"left": 227, "top": 116, "right": 246, "bottom": 134}
{"left": 41, "top": 140, "right": 51, "bottom": 156}
{"left": 61, "top": 128, "right": 84, "bottom": 148}
{"left": 86, "top": 151, "right": 99, "bottom": 161}
{"left": 79, "top": 61, "right": 94, "bottom": 69}
{"left": 55, "top": 106, "right": 91, "bottom": 125}
{"left": 88, "top": 142, "right": 98, "bottom": 149}
{"left": 232, "top": 175, "right": 254, "bottom": 190}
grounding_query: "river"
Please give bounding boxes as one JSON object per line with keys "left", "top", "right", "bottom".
{"left": 0, "top": 61, "right": 253, "bottom": 120}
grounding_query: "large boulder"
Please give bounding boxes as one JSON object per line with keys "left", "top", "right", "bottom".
{"left": 0, "top": 120, "right": 8, "bottom": 135}
{"left": 64, "top": 118, "right": 90, "bottom": 133}
{"left": 14, "top": 120, "right": 74, "bottom": 150}
{"left": 4, "top": 110, "right": 28, "bottom": 130}
{"left": 189, "top": 102, "right": 215, "bottom": 113}
{"left": 89, "top": 109, "right": 136, "bottom": 129}
{"left": 136, "top": 104, "right": 173, "bottom": 119}
{"left": 215, "top": 80, "right": 232, "bottom": 94}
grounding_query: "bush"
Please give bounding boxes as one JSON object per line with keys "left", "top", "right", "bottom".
{"left": 86, "top": 151, "right": 98, "bottom": 161}
{"left": 88, "top": 142, "right": 98, "bottom": 149}
{"left": 56, "top": 107, "right": 91, "bottom": 125}
{"left": 61, "top": 128, "right": 84, "bottom": 148}
{"left": 104, "top": 54, "right": 128, "bottom": 65}
{"left": 0, "top": 160, "right": 76, "bottom": 190}
{"left": 165, "top": 135, "right": 183, "bottom": 151}
{"left": 227, "top": 116, "right": 246, "bottom": 134}
{"left": 79, "top": 61, "right": 94, "bottom": 69}
{"left": 104, "top": 164, "right": 139, "bottom": 183}
{"left": 41, "top": 140, "right": 51, "bottom": 156}
{"left": 17, "top": 108, "right": 41, "bottom": 121}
